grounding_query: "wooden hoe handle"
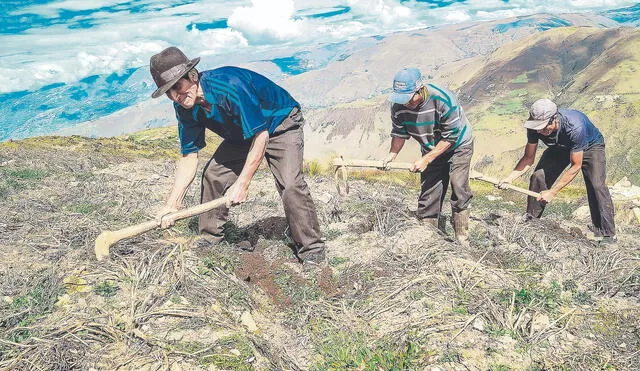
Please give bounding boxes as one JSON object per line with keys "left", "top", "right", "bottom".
{"left": 470, "top": 171, "right": 541, "bottom": 198}
{"left": 332, "top": 158, "right": 413, "bottom": 171}
{"left": 94, "top": 196, "right": 229, "bottom": 261}
{"left": 332, "top": 157, "right": 414, "bottom": 196}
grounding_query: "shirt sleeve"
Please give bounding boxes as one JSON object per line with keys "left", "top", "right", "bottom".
{"left": 390, "top": 109, "right": 410, "bottom": 139}
{"left": 527, "top": 129, "right": 539, "bottom": 144}
{"left": 177, "top": 108, "right": 206, "bottom": 155}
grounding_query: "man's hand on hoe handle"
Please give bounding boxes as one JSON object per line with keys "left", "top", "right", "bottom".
{"left": 410, "top": 156, "right": 430, "bottom": 173}
{"left": 156, "top": 205, "right": 179, "bottom": 229}
{"left": 226, "top": 180, "right": 249, "bottom": 206}
{"left": 382, "top": 152, "right": 398, "bottom": 170}
{"left": 497, "top": 177, "right": 513, "bottom": 190}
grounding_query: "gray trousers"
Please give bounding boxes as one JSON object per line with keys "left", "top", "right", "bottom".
{"left": 416, "top": 142, "right": 474, "bottom": 219}
{"left": 527, "top": 144, "right": 616, "bottom": 237}
{"left": 199, "top": 109, "right": 325, "bottom": 256}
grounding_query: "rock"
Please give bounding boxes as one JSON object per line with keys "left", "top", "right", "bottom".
{"left": 633, "top": 207, "right": 640, "bottom": 224}
{"left": 240, "top": 311, "right": 259, "bottom": 332}
{"left": 316, "top": 192, "right": 333, "bottom": 204}
{"left": 613, "top": 177, "right": 632, "bottom": 188}
{"left": 572, "top": 205, "right": 591, "bottom": 220}
{"left": 472, "top": 317, "right": 485, "bottom": 332}
{"left": 610, "top": 176, "right": 640, "bottom": 201}
{"left": 54, "top": 294, "right": 71, "bottom": 308}
{"left": 229, "top": 348, "right": 241, "bottom": 356}
{"left": 531, "top": 313, "right": 551, "bottom": 334}
{"left": 166, "top": 330, "right": 184, "bottom": 341}
{"left": 485, "top": 195, "right": 502, "bottom": 201}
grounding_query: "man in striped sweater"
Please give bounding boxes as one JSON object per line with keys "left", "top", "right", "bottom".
{"left": 383, "top": 68, "right": 474, "bottom": 246}
{"left": 148, "top": 46, "right": 326, "bottom": 264}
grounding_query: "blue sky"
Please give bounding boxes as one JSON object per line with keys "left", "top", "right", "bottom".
{"left": 1, "top": 0, "right": 639, "bottom": 140}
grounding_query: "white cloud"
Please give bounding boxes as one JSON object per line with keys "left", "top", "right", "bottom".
{"left": 1, "top": 0, "right": 639, "bottom": 94}
{"left": 445, "top": 10, "right": 471, "bottom": 23}
{"left": 347, "top": 0, "right": 411, "bottom": 25}
{"left": 227, "top": 0, "right": 306, "bottom": 44}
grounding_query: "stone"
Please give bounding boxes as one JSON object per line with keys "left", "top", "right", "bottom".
{"left": 240, "top": 311, "right": 259, "bottom": 332}
{"left": 613, "top": 177, "right": 632, "bottom": 188}
{"left": 531, "top": 313, "right": 551, "bottom": 334}
{"left": 472, "top": 317, "right": 485, "bottom": 332}
{"left": 572, "top": 205, "right": 591, "bottom": 220}
{"left": 316, "top": 192, "right": 333, "bottom": 204}
{"left": 633, "top": 207, "right": 640, "bottom": 224}
{"left": 229, "top": 349, "right": 241, "bottom": 356}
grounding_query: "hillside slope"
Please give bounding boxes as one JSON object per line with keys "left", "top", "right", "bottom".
{"left": 0, "top": 133, "right": 638, "bottom": 370}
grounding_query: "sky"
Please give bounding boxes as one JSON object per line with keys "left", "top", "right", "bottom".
{"left": 1, "top": 0, "right": 639, "bottom": 140}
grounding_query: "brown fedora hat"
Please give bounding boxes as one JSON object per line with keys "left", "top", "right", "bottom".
{"left": 149, "top": 46, "right": 200, "bottom": 98}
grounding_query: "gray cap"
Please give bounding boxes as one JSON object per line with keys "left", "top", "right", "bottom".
{"left": 523, "top": 98, "right": 557, "bottom": 130}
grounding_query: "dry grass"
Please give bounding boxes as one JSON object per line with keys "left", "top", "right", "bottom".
{"left": 0, "top": 134, "right": 638, "bottom": 370}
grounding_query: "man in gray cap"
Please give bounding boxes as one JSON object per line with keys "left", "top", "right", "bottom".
{"left": 148, "top": 46, "right": 326, "bottom": 263}
{"left": 500, "top": 98, "right": 616, "bottom": 242}
{"left": 383, "top": 67, "right": 474, "bottom": 246}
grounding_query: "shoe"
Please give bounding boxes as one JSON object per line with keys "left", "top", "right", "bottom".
{"left": 600, "top": 236, "right": 617, "bottom": 244}
{"left": 197, "top": 233, "right": 224, "bottom": 246}
{"left": 586, "top": 233, "right": 603, "bottom": 242}
{"left": 520, "top": 213, "right": 534, "bottom": 223}
{"left": 452, "top": 210, "right": 470, "bottom": 247}
{"left": 299, "top": 249, "right": 326, "bottom": 265}
{"left": 236, "top": 240, "right": 255, "bottom": 252}
{"left": 421, "top": 215, "right": 447, "bottom": 235}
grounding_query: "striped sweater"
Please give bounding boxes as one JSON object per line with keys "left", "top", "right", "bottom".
{"left": 390, "top": 83, "right": 472, "bottom": 152}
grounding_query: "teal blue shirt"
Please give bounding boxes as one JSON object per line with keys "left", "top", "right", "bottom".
{"left": 175, "top": 67, "right": 299, "bottom": 155}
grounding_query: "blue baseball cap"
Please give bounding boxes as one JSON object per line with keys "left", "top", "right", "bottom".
{"left": 389, "top": 67, "right": 423, "bottom": 104}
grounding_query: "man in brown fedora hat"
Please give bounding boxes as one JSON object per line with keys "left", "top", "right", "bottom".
{"left": 150, "top": 46, "right": 326, "bottom": 264}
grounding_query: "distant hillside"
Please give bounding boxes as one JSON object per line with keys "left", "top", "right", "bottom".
{"left": 282, "top": 13, "right": 618, "bottom": 108}
{"left": 459, "top": 26, "right": 640, "bottom": 182}
{"left": 55, "top": 11, "right": 617, "bottom": 140}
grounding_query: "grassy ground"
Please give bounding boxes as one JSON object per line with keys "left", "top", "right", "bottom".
{"left": 0, "top": 133, "right": 638, "bottom": 370}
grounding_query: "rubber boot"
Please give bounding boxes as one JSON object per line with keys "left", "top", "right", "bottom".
{"left": 422, "top": 215, "right": 447, "bottom": 235}
{"left": 452, "top": 209, "right": 470, "bottom": 247}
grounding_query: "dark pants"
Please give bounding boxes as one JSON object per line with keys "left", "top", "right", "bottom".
{"left": 527, "top": 144, "right": 615, "bottom": 237}
{"left": 199, "top": 109, "right": 325, "bottom": 257}
{"left": 416, "top": 142, "right": 474, "bottom": 219}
